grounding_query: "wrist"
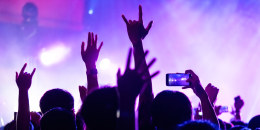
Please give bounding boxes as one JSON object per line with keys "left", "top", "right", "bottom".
{"left": 85, "top": 63, "right": 96, "bottom": 70}
{"left": 86, "top": 68, "right": 98, "bottom": 75}
{"left": 19, "top": 89, "right": 29, "bottom": 93}
{"left": 199, "top": 93, "right": 210, "bottom": 103}
{"left": 235, "top": 110, "right": 240, "bottom": 113}
{"left": 132, "top": 40, "right": 143, "bottom": 48}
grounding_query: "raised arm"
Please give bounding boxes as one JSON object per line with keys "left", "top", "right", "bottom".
{"left": 81, "top": 32, "right": 103, "bottom": 94}
{"left": 122, "top": 5, "right": 154, "bottom": 130}
{"left": 16, "top": 63, "right": 36, "bottom": 130}
{"left": 117, "top": 48, "right": 159, "bottom": 130}
{"left": 234, "top": 96, "right": 244, "bottom": 121}
{"left": 184, "top": 70, "right": 219, "bottom": 127}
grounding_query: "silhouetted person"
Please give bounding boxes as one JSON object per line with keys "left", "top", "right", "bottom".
{"left": 21, "top": 2, "right": 38, "bottom": 40}
{"left": 40, "top": 107, "right": 76, "bottom": 130}
{"left": 40, "top": 88, "right": 74, "bottom": 114}
{"left": 151, "top": 91, "right": 192, "bottom": 130}
{"left": 177, "top": 120, "right": 218, "bottom": 130}
{"left": 248, "top": 115, "right": 260, "bottom": 130}
{"left": 79, "top": 87, "right": 118, "bottom": 130}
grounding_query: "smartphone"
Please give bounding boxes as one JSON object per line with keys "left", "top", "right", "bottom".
{"left": 166, "top": 73, "right": 190, "bottom": 86}
{"left": 219, "top": 106, "right": 229, "bottom": 113}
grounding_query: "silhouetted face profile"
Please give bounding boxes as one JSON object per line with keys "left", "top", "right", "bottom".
{"left": 151, "top": 90, "right": 192, "bottom": 130}
{"left": 79, "top": 87, "right": 118, "bottom": 130}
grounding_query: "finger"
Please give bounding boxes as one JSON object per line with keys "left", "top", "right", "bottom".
{"left": 19, "top": 63, "right": 27, "bottom": 75}
{"left": 94, "top": 34, "right": 97, "bottom": 49}
{"left": 16, "top": 72, "right": 18, "bottom": 80}
{"left": 79, "top": 86, "right": 87, "bottom": 91}
{"left": 87, "top": 32, "right": 91, "bottom": 48}
{"left": 139, "top": 5, "right": 143, "bottom": 23}
{"left": 185, "top": 69, "right": 197, "bottom": 78}
{"left": 97, "top": 42, "right": 103, "bottom": 52}
{"left": 117, "top": 68, "right": 121, "bottom": 79}
{"left": 186, "top": 78, "right": 192, "bottom": 83}
{"left": 150, "top": 71, "right": 160, "bottom": 79}
{"left": 147, "top": 58, "right": 156, "bottom": 70}
{"left": 139, "top": 58, "right": 156, "bottom": 76}
{"left": 31, "top": 68, "right": 36, "bottom": 77}
{"left": 144, "top": 71, "right": 160, "bottom": 82}
{"left": 91, "top": 32, "right": 94, "bottom": 46}
{"left": 81, "top": 42, "right": 85, "bottom": 56}
{"left": 216, "top": 88, "right": 219, "bottom": 93}
{"left": 129, "top": 20, "right": 133, "bottom": 24}
{"left": 206, "top": 83, "right": 212, "bottom": 88}
{"left": 125, "top": 48, "right": 132, "bottom": 70}
{"left": 182, "top": 86, "right": 191, "bottom": 89}
{"left": 144, "top": 50, "right": 149, "bottom": 57}
{"left": 83, "top": 86, "right": 88, "bottom": 91}
{"left": 146, "top": 21, "right": 153, "bottom": 32}
{"left": 122, "top": 15, "right": 129, "bottom": 25}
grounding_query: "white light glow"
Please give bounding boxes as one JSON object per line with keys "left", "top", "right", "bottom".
{"left": 99, "top": 58, "right": 111, "bottom": 70}
{"left": 88, "top": 9, "right": 93, "bottom": 15}
{"left": 1, "top": 117, "right": 4, "bottom": 126}
{"left": 40, "top": 44, "right": 70, "bottom": 66}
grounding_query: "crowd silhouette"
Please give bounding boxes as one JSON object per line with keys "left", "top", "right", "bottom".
{"left": 2, "top": 5, "right": 260, "bottom": 130}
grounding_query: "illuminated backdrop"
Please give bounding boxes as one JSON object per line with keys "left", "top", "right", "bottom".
{"left": 0, "top": 0, "right": 260, "bottom": 126}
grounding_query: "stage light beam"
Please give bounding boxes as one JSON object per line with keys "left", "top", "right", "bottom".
{"left": 40, "top": 44, "right": 70, "bottom": 66}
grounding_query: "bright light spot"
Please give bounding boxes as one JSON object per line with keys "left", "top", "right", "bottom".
{"left": 99, "top": 58, "right": 111, "bottom": 70}
{"left": 1, "top": 117, "right": 4, "bottom": 126}
{"left": 116, "top": 110, "right": 120, "bottom": 118}
{"left": 181, "top": 77, "right": 187, "bottom": 81}
{"left": 88, "top": 9, "right": 93, "bottom": 15}
{"left": 40, "top": 44, "right": 70, "bottom": 66}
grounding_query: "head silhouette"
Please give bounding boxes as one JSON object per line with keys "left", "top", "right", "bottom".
{"left": 40, "top": 88, "right": 74, "bottom": 114}
{"left": 79, "top": 87, "right": 118, "bottom": 130}
{"left": 151, "top": 90, "right": 192, "bottom": 129}
{"left": 248, "top": 115, "right": 260, "bottom": 130}
{"left": 22, "top": 2, "right": 38, "bottom": 20}
{"left": 177, "top": 120, "right": 218, "bottom": 130}
{"left": 40, "top": 107, "right": 76, "bottom": 130}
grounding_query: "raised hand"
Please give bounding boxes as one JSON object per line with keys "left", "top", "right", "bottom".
{"left": 183, "top": 70, "right": 219, "bottom": 126}
{"left": 122, "top": 5, "right": 153, "bottom": 45}
{"left": 81, "top": 32, "right": 103, "bottom": 69}
{"left": 79, "top": 85, "right": 88, "bottom": 102}
{"left": 183, "top": 70, "right": 207, "bottom": 99}
{"left": 234, "top": 96, "right": 244, "bottom": 111}
{"left": 116, "top": 48, "right": 159, "bottom": 130}
{"left": 232, "top": 96, "right": 244, "bottom": 121}
{"left": 16, "top": 63, "right": 36, "bottom": 91}
{"left": 205, "top": 83, "right": 219, "bottom": 105}
{"left": 16, "top": 63, "right": 36, "bottom": 130}
{"left": 30, "top": 112, "right": 41, "bottom": 129}
{"left": 117, "top": 48, "right": 159, "bottom": 100}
